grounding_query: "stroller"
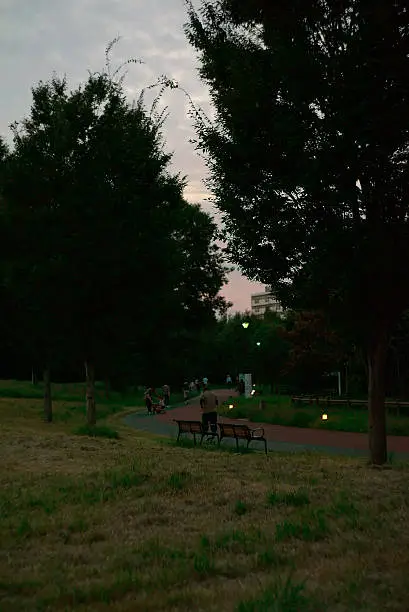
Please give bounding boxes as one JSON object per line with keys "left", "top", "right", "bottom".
{"left": 152, "top": 396, "right": 166, "bottom": 414}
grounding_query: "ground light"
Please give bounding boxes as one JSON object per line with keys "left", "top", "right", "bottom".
{"left": 229, "top": 404, "right": 234, "bottom": 410}
{"left": 322, "top": 413, "right": 328, "bottom": 420}
{"left": 242, "top": 321, "right": 250, "bottom": 329}
{"left": 256, "top": 341, "right": 261, "bottom": 346}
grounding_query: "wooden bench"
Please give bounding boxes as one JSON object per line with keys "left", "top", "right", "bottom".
{"left": 219, "top": 423, "right": 267, "bottom": 454}
{"left": 174, "top": 420, "right": 219, "bottom": 445}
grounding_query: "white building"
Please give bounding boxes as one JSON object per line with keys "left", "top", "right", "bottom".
{"left": 251, "top": 287, "right": 284, "bottom": 317}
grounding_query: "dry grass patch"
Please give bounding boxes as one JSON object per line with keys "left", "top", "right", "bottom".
{"left": 0, "top": 397, "right": 409, "bottom": 611}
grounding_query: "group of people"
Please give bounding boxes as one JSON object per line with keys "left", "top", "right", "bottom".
{"left": 226, "top": 373, "right": 245, "bottom": 395}
{"left": 183, "top": 377, "right": 209, "bottom": 403}
{"left": 144, "top": 384, "right": 170, "bottom": 414}
{"left": 145, "top": 378, "right": 210, "bottom": 414}
{"left": 143, "top": 378, "right": 221, "bottom": 436}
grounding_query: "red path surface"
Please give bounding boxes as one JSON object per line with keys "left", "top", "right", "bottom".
{"left": 157, "top": 389, "right": 409, "bottom": 454}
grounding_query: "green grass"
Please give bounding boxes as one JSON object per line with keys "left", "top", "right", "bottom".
{"left": 0, "top": 379, "right": 190, "bottom": 424}
{"left": 1, "top": 382, "right": 409, "bottom": 611}
{"left": 220, "top": 394, "right": 409, "bottom": 435}
{"left": 235, "top": 575, "right": 310, "bottom": 612}
{"left": 267, "top": 488, "right": 310, "bottom": 507}
{"left": 73, "top": 424, "right": 120, "bottom": 439}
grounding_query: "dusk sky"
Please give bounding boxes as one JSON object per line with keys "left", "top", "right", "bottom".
{"left": 0, "top": 0, "right": 265, "bottom": 311}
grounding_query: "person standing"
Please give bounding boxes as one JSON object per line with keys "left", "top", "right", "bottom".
{"left": 144, "top": 387, "right": 153, "bottom": 414}
{"left": 203, "top": 376, "right": 208, "bottom": 386}
{"left": 239, "top": 378, "right": 245, "bottom": 396}
{"left": 183, "top": 381, "right": 189, "bottom": 404}
{"left": 200, "top": 385, "right": 218, "bottom": 433}
{"left": 163, "top": 384, "right": 170, "bottom": 406}
{"left": 226, "top": 374, "right": 232, "bottom": 385}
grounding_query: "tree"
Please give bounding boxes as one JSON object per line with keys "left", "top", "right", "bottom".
{"left": 185, "top": 0, "right": 409, "bottom": 464}
{"left": 281, "top": 311, "right": 347, "bottom": 393}
{"left": 1, "top": 51, "right": 229, "bottom": 421}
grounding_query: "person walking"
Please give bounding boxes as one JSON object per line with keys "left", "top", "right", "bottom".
{"left": 238, "top": 378, "right": 245, "bottom": 396}
{"left": 183, "top": 381, "right": 189, "bottom": 404}
{"left": 163, "top": 384, "right": 170, "bottom": 407}
{"left": 200, "top": 385, "right": 218, "bottom": 434}
{"left": 226, "top": 373, "right": 232, "bottom": 385}
{"left": 144, "top": 387, "right": 153, "bottom": 414}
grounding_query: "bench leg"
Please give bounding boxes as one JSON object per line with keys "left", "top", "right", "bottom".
{"left": 200, "top": 434, "right": 204, "bottom": 445}
{"left": 263, "top": 438, "right": 267, "bottom": 455}
{"left": 193, "top": 433, "right": 196, "bottom": 446}
{"left": 235, "top": 437, "right": 239, "bottom": 451}
{"left": 177, "top": 431, "right": 181, "bottom": 443}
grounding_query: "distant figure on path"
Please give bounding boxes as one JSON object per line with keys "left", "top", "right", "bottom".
{"left": 163, "top": 384, "right": 170, "bottom": 406}
{"left": 203, "top": 376, "right": 208, "bottom": 386}
{"left": 195, "top": 378, "right": 201, "bottom": 393}
{"left": 189, "top": 380, "right": 196, "bottom": 393}
{"left": 144, "top": 387, "right": 153, "bottom": 414}
{"left": 183, "top": 381, "right": 189, "bottom": 404}
{"left": 238, "top": 379, "right": 245, "bottom": 396}
{"left": 200, "top": 385, "right": 218, "bottom": 434}
{"left": 226, "top": 374, "right": 232, "bottom": 385}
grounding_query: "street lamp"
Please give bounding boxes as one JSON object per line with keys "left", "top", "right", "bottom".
{"left": 242, "top": 321, "right": 250, "bottom": 329}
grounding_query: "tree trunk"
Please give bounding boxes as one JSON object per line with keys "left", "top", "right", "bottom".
{"left": 85, "top": 361, "right": 96, "bottom": 426}
{"left": 367, "top": 329, "right": 389, "bottom": 465}
{"left": 345, "top": 361, "right": 349, "bottom": 396}
{"left": 43, "top": 366, "right": 52, "bottom": 422}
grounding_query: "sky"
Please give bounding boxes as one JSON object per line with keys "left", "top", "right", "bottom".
{"left": 0, "top": 0, "right": 264, "bottom": 311}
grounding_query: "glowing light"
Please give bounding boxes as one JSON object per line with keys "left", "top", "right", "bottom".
{"left": 256, "top": 341, "right": 261, "bottom": 346}
{"left": 242, "top": 321, "right": 250, "bottom": 329}
{"left": 251, "top": 390, "right": 255, "bottom": 396}
{"left": 322, "top": 413, "right": 328, "bottom": 421}
{"left": 229, "top": 404, "right": 234, "bottom": 410}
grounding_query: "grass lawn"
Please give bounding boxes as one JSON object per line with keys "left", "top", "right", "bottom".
{"left": 220, "top": 394, "right": 409, "bottom": 436}
{"left": 0, "top": 379, "right": 187, "bottom": 416}
{"left": 1, "top": 391, "right": 409, "bottom": 611}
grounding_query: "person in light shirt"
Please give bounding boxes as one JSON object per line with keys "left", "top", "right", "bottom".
{"left": 200, "top": 385, "right": 218, "bottom": 433}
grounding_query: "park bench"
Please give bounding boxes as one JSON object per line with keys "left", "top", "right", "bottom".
{"left": 174, "top": 419, "right": 219, "bottom": 446}
{"left": 219, "top": 423, "right": 267, "bottom": 454}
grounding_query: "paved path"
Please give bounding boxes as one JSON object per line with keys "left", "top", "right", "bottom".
{"left": 124, "top": 389, "right": 409, "bottom": 458}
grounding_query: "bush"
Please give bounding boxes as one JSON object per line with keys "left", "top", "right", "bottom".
{"left": 290, "top": 411, "right": 315, "bottom": 428}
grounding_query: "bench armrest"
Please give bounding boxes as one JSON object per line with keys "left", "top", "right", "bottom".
{"left": 250, "top": 427, "right": 265, "bottom": 437}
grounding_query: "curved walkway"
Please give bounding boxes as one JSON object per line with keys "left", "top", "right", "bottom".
{"left": 124, "top": 389, "right": 409, "bottom": 458}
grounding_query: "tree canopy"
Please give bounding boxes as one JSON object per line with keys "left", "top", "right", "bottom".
{"left": 0, "top": 59, "right": 229, "bottom": 422}
{"left": 185, "top": 0, "right": 409, "bottom": 463}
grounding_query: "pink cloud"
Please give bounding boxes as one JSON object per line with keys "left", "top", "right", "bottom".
{"left": 221, "top": 269, "right": 265, "bottom": 313}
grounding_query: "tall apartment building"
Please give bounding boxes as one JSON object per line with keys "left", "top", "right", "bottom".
{"left": 251, "top": 287, "right": 284, "bottom": 317}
